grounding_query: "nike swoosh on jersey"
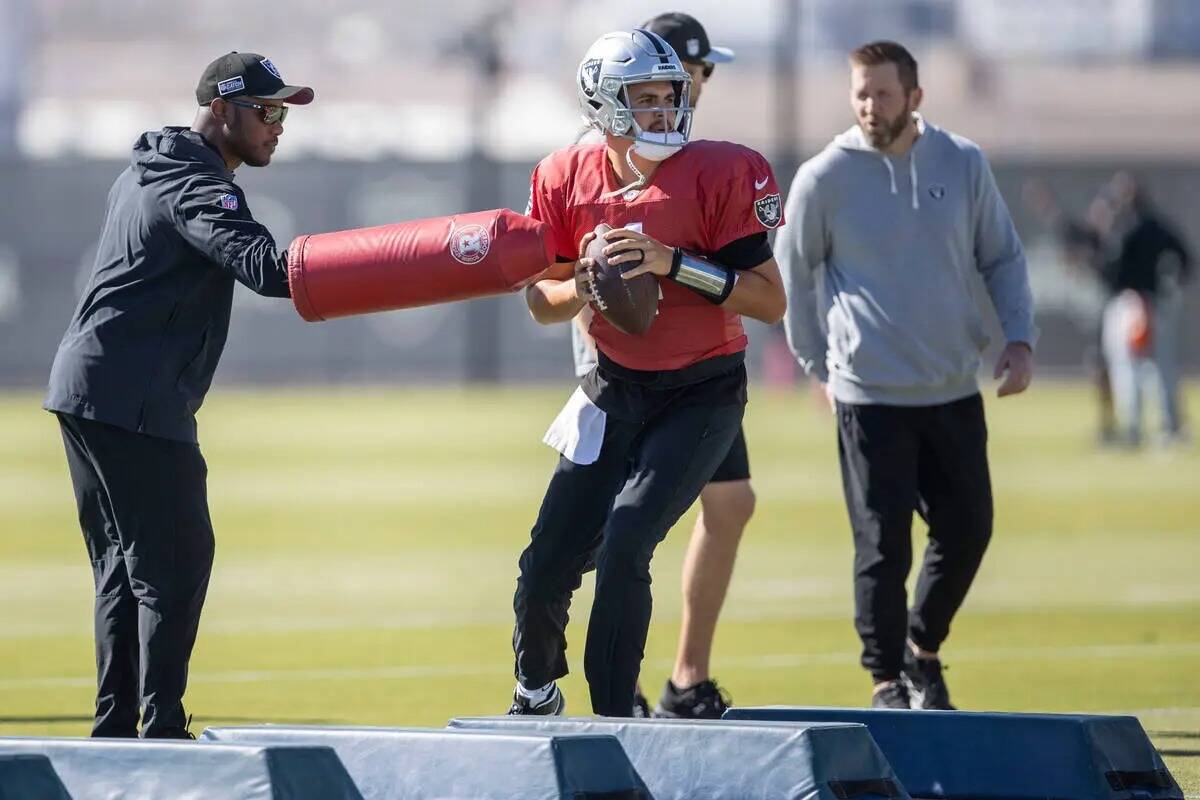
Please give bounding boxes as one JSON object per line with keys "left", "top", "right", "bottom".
{"left": 754, "top": 176, "right": 769, "bottom": 190}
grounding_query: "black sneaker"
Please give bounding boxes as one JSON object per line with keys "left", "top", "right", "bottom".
{"left": 143, "top": 713, "right": 196, "bottom": 740}
{"left": 902, "top": 649, "right": 956, "bottom": 710}
{"left": 653, "top": 679, "right": 731, "bottom": 719}
{"left": 871, "top": 679, "right": 911, "bottom": 709}
{"left": 507, "top": 684, "right": 565, "bottom": 716}
{"left": 632, "top": 690, "right": 651, "bottom": 718}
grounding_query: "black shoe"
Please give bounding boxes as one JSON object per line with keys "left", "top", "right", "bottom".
{"left": 143, "top": 727, "right": 196, "bottom": 740}
{"left": 653, "top": 679, "right": 731, "bottom": 720}
{"left": 142, "top": 713, "right": 196, "bottom": 740}
{"left": 632, "top": 691, "right": 651, "bottom": 718}
{"left": 507, "top": 684, "right": 565, "bottom": 716}
{"left": 902, "top": 649, "right": 956, "bottom": 710}
{"left": 871, "top": 679, "right": 910, "bottom": 709}
{"left": 162, "top": 728, "right": 196, "bottom": 740}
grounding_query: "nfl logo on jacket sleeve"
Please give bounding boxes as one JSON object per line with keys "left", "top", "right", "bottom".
{"left": 218, "top": 194, "right": 239, "bottom": 211}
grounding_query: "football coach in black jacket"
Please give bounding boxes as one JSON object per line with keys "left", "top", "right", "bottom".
{"left": 43, "top": 52, "right": 313, "bottom": 739}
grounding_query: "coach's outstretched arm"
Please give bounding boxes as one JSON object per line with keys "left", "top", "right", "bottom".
{"left": 177, "top": 175, "right": 290, "bottom": 298}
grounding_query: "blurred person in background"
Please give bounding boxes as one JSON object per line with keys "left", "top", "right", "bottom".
{"left": 43, "top": 53, "right": 312, "bottom": 738}
{"left": 1100, "top": 172, "right": 1192, "bottom": 447}
{"left": 1022, "top": 179, "right": 1118, "bottom": 442}
{"left": 778, "top": 41, "right": 1036, "bottom": 710}
{"left": 566, "top": 11, "right": 748, "bottom": 720}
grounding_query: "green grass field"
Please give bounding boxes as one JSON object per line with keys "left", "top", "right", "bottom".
{"left": 1, "top": 381, "right": 1197, "bottom": 792}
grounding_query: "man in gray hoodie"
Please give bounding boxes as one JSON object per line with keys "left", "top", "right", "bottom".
{"left": 777, "top": 41, "right": 1035, "bottom": 709}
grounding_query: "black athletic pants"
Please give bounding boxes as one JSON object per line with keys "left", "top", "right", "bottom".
{"left": 513, "top": 371, "right": 744, "bottom": 716}
{"left": 836, "top": 393, "right": 993, "bottom": 681}
{"left": 56, "top": 413, "right": 214, "bottom": 738}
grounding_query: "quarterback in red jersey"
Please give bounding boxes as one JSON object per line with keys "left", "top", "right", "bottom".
{"left": 508, "top": 28, "right": 787, "bottom": 718}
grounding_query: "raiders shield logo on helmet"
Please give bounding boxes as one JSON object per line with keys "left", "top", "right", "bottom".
{"left": 754, "top": 194, "right": 782, "bottom": 229}
{"left": 579, "top": 58, "right": 603, "bottom": 98}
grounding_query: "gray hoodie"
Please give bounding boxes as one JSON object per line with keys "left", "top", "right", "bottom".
{"left": 778, "top": 117, "right": 1037, "bottom": 406}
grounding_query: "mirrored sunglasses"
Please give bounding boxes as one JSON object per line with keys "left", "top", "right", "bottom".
{"left": 227, "top": 99, "right": 288, "bottom": 125}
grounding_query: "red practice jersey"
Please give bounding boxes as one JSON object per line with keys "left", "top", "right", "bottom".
{"left": 528, "top": 140, "right": 784, "bottom": 372}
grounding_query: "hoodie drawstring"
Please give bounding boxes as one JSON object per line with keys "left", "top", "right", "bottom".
{"left": 909, "top": 153, "right": 920, "bottom": 210}
{"left": 882, "top": 157, "right": 897, "bottom": 195}
{"left": 838, "top": 117, "right": 925, "bottom": 211}
{"left": 880, "top": 154, "right": 920, "bottom": 211}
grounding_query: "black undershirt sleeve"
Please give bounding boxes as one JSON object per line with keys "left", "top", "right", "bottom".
{"left": 714, "top": 232, "right": 772, "bottom": 270}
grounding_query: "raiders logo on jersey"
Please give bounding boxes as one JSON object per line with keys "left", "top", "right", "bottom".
{"left": 754, "top": 194, "right": 782, "bottom": 228}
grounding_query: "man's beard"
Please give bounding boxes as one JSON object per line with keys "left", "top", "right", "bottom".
{"left": 228, "top": 115, "right": 271, "bottom": 167}
{"left": 240, "top": 147, "right": 271, "bottom": 168}
{"left": 862, "top": 102, "right": 912, "bottom": 149}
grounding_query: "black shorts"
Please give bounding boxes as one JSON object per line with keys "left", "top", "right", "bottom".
{"left": 708, "top": 426, "right": 750, "bottom": 483}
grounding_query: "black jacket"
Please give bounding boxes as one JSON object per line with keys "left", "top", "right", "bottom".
{"left": 44, "top": 127, "right": 290, "bottom": 443}
{"left": 1104, "top": 211, "right": 1192, "bottom": 297}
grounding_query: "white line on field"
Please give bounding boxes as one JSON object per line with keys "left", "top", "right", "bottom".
{"left": 1103, "top": 706, "right": 1200, "bottom": 718}
{"left": 2, "top": 641, "right": 1198, "bottom": 691}
{"left": 5, "top": 595, "right": 1198, "bottom": 638}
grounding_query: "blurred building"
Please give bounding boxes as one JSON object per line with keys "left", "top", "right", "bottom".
{"left": 14, "top": 0, "right": 1200, "bottom": 160}
{"left": 0, "top": 0, "right": 1196, "bottom": 385}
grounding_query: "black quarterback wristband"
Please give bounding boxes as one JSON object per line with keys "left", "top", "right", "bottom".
{"left": 668, "top": 248, "right": 737, "bottom": 305}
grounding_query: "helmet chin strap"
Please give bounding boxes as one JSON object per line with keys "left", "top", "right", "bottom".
{"left": 600, "top": 138, "right": 682, "bottom": 199}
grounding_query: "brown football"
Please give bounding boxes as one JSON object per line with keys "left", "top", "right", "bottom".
{"left": 584, "top": 223, "right": 659, "bottom": 336}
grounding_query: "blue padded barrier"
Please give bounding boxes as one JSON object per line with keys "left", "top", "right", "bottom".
{"left": 723, "top": 707, "right": 1182, "bottom": 800}
{"left": 203, "top": 724, "right": 651, "bottom": 800}
{"left": 450, "top": 716, "right": 910, "bottom": 800}
{"left": 0, "top": 737, "right": 362, "bottom": 800}
{"left": 0, "top": 754, "right": 71, "bottom": 800}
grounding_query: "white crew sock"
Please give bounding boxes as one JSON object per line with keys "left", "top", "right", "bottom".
{"left": 516, "top": 681, "right": 556, "bottom": 705}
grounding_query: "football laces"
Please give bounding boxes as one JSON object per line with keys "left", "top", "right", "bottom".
{"left": 587, "top": 266, "right": 608, "bottom": 311}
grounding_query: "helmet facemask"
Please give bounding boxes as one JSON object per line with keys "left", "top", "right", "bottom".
{"left": 600, "top": 75, "right": 693, "bottom": 162}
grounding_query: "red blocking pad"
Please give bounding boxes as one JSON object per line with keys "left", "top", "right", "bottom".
{"left": 723, "top": 708, "right": 1182, "bottom": 800}
{"left": 288, "top": 208, "right": 554, "bottom": 322}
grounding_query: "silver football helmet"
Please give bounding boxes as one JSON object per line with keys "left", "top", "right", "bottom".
{"left": 577, "top": 29, "right": 693, "bottom": 164}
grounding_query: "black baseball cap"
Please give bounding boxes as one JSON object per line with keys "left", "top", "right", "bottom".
{"left": 643, "top": 12, "right": 735, "bottom": 65}
{"left": 195, "top": 52, "right": 314, "bottom": 106}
